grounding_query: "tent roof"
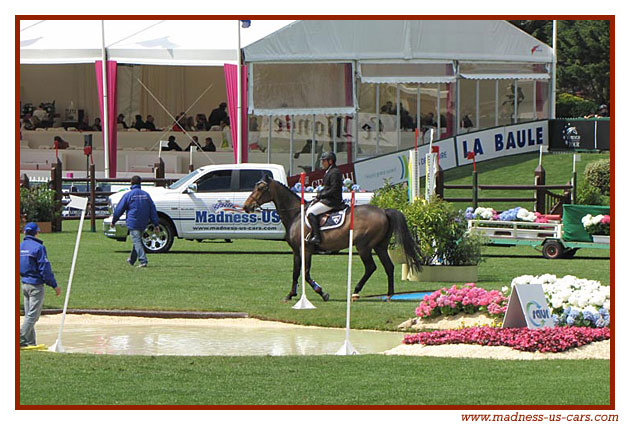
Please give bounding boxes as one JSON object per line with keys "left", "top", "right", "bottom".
{"left": 243, "top": 20, "right": 553, "bottom": 63}
{"left": 20, "top": 19, "right": 295, "bottom": 66}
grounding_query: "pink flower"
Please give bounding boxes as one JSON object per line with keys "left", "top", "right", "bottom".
{"left": 403, "top": 327, "right": 610, "bottom": 353}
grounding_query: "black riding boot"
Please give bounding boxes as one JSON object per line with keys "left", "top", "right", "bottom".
{"left": 307, "top": 213, "right": 321, "bottom": 246}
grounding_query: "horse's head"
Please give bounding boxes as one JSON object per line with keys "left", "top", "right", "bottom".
{"left": 243, "top": 175, "right": 273, "bottom": 213}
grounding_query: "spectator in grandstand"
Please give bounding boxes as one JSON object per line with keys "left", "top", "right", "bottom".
{"left": 144, "top": 115, "right": 157, "bottom": 131}
{"left": 208, "top": 102, "right": 228, "bottom": 128}
{"left": 117, "top": 114, "right": 129, "bottom": 129}
{"left": 92, "top": 117, "right": 102, "bottom": 131}
{"left": 184, "top": 116, "right": 196, "bottom": 132}
{"left": 32, "top": 104, "right": 49, "bottom": 123}
{"left": 172, "top": 114, "right": 184, "bottom": 131}
{"left": 164, "top": 135, "right": 183, "bottom": 151}
{"left": 202, "top": 137, "right": 216, "bottom": 152}
{"left": 133, "top": 115, "right": 145, "bottom": 130}
{"left": 195, "top": 114, "right": 208, "bottom": 131}
{"left": 20, "top": 222, "right": 61, "bottom": 347}
{"left": 77, "top": 116, "right": 93, "bottom": 131}
{"left": 53, "top": 135, "right": 69, "bottom": 150}
{"left": 185, "top": 136, "right": 202, "bottom": 151}
{"left": 21, "top": 114, "right": 37, "bottom": 131}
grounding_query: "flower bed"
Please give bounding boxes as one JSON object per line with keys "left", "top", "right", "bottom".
{"left": 465, "top": 206, "right": 552, "bottom": 223}
{"left": 415, "top": 283, "right": 507, "bottom": 319}
{"left": 581, "top": 213, "right": 611, "bottom": 236}
{"left": 511, "top": 274, "right": 610, "bottom": 328}
{"left": 403, "top": 326, "right": 610, "bottom": 353}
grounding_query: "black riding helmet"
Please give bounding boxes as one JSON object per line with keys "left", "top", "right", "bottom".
{"left": 321, "top": 151, "right": 336, "bottom": 163}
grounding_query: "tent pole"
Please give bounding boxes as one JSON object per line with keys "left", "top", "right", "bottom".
{"left": 236, "top": 21, "right": 242, "bottom": 164}
{"left": 101, "top": 20, "right": 110, "bottom": 178}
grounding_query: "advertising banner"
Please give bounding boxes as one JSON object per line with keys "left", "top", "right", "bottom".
{"left": 456, "top": 120, "right": 548, "bottom": 167}
{"left": 548, "top": 118, "right": 610, "bottom": 151}
{"left": 502, "top": 284, "right": 555, "bottom": 329}
{"left": 354, "top": 138, "right": 457, "bottom": 191}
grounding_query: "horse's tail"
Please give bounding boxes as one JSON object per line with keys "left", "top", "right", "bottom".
{"left": 385, "top": 208, "right": 423, "bottom": 272}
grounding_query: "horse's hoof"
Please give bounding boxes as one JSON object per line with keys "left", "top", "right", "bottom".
{"left": 384, "top": 296, "right": 392, "bottom": 302}
{"left": 321, "top": 292, "right": 330, "bottom": 302}
{"left": 351, "top": 294, "right": 360, "bottom": 302}
{"left": 283, "top": 293, "right": 297, "bottom": 302}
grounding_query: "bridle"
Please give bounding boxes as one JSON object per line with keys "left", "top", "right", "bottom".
{"left": 247, "top": 180, "right": 270, "bottom": 211}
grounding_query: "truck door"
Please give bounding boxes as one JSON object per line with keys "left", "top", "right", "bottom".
{"left": 178, "top": 169, "right": 235, "bottom": 238}
{"left": 232, "top": 169, "right": 286, "bottom": 239}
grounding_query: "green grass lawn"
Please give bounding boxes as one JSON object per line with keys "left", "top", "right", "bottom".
{"left": 30, "top": 221, "right": 610, "bottom": 330}
{"left": 20, "top": 352, "right": 610, "bottom": 406}
{"left": 18, "top": 151, "right": 611, "bottom": 406}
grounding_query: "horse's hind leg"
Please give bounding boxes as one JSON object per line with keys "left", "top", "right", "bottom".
{"left": 284, "top": 251, "right": 300, "bottom": 302}
{"left": 304, "top": 251, "right": 329, "bottom": 301}
{"left": 352, "top": 247, "right": 377, "bottom": 300}
{"left": 375, "top": 244, "right": 395, "bottom": 299}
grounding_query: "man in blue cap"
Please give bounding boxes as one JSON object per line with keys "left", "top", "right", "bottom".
{"left": 20, "top": 222, "right": 61, "bottom": 348}
{"left": 111, "top": 175, "right": 160, "bottom": 268}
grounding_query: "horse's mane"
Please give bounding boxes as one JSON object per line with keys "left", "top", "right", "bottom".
{"left": 270, "top": 178, "right": 301, "bottom": 202}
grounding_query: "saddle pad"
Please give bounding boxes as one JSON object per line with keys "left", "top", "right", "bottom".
{"left": 305, "top": 208, "right": 348, "bottom": 231}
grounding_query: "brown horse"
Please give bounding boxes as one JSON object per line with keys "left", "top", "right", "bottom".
{"left": 243, "top": 175, "right": 422, "bottom": 301}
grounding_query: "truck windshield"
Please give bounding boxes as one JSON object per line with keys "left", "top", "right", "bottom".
{"left": 168, "top": 169, "right": 201, "bottom": 190}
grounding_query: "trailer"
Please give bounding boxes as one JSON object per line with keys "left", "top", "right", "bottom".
{"left": 468, "top": 205, "right": 610, "bottom": 259}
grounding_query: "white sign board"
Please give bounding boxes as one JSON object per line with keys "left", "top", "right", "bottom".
{"left": 456, "top": 120, "right": 548, "bottom": 166}
{"left": 354, "top": 138, "right": 457, "bottom": 191}
{"left": 502, "top": 284, "right": 555, "bottom": 329}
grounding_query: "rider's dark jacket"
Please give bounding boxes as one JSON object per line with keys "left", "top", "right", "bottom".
{"left": 317, "top": 164, "right": 344, "bottom": 208}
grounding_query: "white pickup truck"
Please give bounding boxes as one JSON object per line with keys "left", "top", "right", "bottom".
{"left": 103, "top": 163, "right": 373, "bottom": 253}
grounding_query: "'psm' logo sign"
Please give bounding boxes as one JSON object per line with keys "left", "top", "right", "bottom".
{"left": 526, "top": 300, "right": 550, "bottom": 327}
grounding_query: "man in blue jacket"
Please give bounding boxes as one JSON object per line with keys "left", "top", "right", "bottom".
{"left": 20, "top": 222, "right": 61, "bottom": 347}
{"left": 112, "top": 175, "right": 160, "bottom": 268}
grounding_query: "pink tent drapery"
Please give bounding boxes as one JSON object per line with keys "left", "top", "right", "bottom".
{"left": 224, "top": 64, "right": 248, "bottom": 163}
{"left": 95, "top": 60, "right": 118, "bottom": 177}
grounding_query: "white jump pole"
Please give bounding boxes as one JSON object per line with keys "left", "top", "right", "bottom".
{"left": 293, "top": 172, "right": 315, "bottom": 310}
{"left": 337, "top": 191, "right": 358, "bottom": 355}
{"left": 49, "top": 195, "right": 88, "bottom": 353}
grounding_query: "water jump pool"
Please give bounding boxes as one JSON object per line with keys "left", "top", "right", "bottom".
{"left": 28, "top": 314, "right": 405, "bottom": 356}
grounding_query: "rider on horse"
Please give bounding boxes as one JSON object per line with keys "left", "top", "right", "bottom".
{"left": 306, "top": 151, "right": 344, "bottom": 246}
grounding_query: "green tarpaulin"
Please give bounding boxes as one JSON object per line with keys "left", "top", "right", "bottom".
{"left": 562, "top": 205, "right": 610, "bottom": 242}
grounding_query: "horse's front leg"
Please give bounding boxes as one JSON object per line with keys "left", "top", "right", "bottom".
{"left": 284, "top": 251, "right": 300, "bottom": 302}
{"left": 304, "top": 251, "right": 329, "bottom": 301}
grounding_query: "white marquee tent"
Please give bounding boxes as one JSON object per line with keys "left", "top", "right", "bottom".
{"left": 20, "top": 19, "right": 295, "bottom": 66}
{"left": 244, "top": 20, "right": 552, "bottom": 63}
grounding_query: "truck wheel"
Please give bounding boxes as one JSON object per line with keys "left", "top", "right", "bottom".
{"left": 542, "top": 240, "right": 564, "bottom": 260}
{"left": 142, "top": 218, "right": 174, "bottom": 254}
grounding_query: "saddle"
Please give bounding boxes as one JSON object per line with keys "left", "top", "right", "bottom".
{"left": 306, "top": 204, "right": 349, "bottom": 231}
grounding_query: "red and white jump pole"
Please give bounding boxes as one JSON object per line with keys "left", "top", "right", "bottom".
{"left": 293, "top": 172, "right": 316, "bottom": 310}
{"left": 337, "top": 191, "right": 358, "bottom": 355}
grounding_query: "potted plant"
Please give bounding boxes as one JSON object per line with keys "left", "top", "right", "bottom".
{"left": 581, "top": 213, "right": 611, "bottom": 244}
{"left": 369, "top": 180, "right": 411, "bottom": 264}
{"left": 20, "top": 185, "right": 59, "bottom": 233}
{"left": 402, "top": 196, "right": 485, "bottom": 282}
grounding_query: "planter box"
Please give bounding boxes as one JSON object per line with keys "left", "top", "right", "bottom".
{"left": 35, "top": 222, "right": 52, "bottom": 233}
{"left": 402, "top": 264, "right": 478, "bottom": 283}
{"left": 591, "top": 235, "right": 610, "bottom": 244}
{"left": 387, "top": 246, "right": 407, "bottom": 264}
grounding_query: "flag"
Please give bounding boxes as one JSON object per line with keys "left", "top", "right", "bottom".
{"left": 241, "top": 20, "right": 251, "bottom": 28}
{"left": 67, "top": 195, "right": 88, "bottom": 211}
{"left": 160, "top": 140, "right": 170, "bottom": 148}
